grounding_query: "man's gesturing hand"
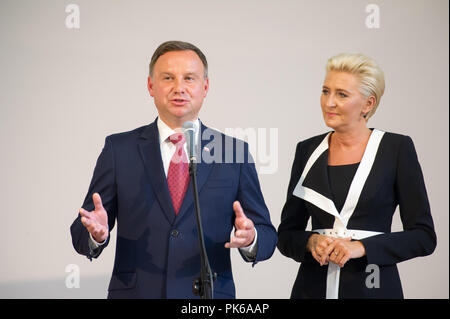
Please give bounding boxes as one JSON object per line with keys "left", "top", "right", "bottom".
{"left": 79, "top": 193, "right": 109, "bottom": 243}
{"left": 225, "top": 201, "right": 256, "bottom": 249}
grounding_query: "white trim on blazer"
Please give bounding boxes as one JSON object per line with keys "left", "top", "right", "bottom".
{"left": 293, "top": 129, "right": 385, "bottom": 299}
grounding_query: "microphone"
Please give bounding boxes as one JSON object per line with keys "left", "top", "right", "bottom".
{"left": 182, "top": 121, "right": 197, "bottom": 163}
{"left": 182, "top": 120, "right": 215, "bottom": 298}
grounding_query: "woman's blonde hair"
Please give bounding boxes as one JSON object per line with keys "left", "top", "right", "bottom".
{"left": 326, "top": 53, "right": 385, "bottom": 121}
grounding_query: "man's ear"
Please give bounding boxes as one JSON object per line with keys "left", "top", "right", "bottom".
{"left": 147, "top": 76, "right": 154, "bottom": 97}
{"left": 203, "top": 77, "right": 209, "bottom": 98}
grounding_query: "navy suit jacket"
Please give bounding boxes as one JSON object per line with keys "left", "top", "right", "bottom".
{"left": 70, "top": 118, "right": 277, "bottom": 298}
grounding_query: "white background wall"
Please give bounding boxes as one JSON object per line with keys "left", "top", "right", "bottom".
{"left": 0, "top": 0, "right": 448, "bottom": 298}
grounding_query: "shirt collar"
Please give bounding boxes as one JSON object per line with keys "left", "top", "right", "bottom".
{"left": 157, "top": 117, "right": 200, "bottom": 144}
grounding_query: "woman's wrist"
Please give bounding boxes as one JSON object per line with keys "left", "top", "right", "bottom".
{"left": 306, "top": 233, "right": 319, "bottom": 252}
{"left": 353, "top": 240, "right": 366, "bottom": 258}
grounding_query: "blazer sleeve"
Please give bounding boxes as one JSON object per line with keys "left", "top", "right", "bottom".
{"left": 360, "top": 135, "right": 437, "bottom": 266}
{"left": 70, "top": 136, "right": 118, "bottom": 260}
{"left": 236, "top": 145, "right": 277, "bottom": 266}
{"left": 277, "top": 142, "right": 316, "bottom": 263}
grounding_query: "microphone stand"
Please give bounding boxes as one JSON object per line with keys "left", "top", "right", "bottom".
{"left": 190, "top": 157, "right": 216, "bottom": 299}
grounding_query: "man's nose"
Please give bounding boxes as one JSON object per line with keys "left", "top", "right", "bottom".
{"left": 173, "top": 77, "right": 186, "bottom": 94}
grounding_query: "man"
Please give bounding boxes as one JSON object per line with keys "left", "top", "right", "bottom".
{"left": 70, "top": 41, "right": 277, "bottom": 298}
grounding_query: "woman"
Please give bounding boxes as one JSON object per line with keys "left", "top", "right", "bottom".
{"left": 277, "top": 53, "right": 436, "bottom": 299}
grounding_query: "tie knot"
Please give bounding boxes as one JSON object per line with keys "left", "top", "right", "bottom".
{"left": 169, "top": 133, "right": 185, "bottom": 146}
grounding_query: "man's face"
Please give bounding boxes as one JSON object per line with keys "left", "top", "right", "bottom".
{"left": 148, "top": 50, "right": 209, "bottom": 129}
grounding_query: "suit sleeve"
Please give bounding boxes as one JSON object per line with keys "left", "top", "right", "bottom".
{"left": 360, "top": 136, "right": 437, "bottom": 266}
{"left": 70, "top": 136, "right": 118, "bottom": 260}
{"left": 277, "top": 142, "right": 316, "bottom": 263}
{"left": 236, "top": 144, "right": 277, "bottom": 266}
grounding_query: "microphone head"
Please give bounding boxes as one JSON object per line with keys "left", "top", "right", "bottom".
{"left": 182, "top": 121, "right": 197, "bottom": 160}
{"left": 182, "top": 121, "right": 196, "bottom": 132}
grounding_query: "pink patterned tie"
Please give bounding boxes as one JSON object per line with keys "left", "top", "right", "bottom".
{"left": 167, "top": 133, "right": 189, "bottom": 215}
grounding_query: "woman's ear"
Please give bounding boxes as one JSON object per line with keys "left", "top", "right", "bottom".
{"left": 363, "top": 95, "right": 376, "bottom": 117}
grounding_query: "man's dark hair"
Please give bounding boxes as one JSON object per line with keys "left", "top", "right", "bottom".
{"left": 149, "top": 40, "right": 208, "bottom": 79}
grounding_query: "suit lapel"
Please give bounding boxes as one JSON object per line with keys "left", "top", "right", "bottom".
{"left": 303, "top": 150, "right": 334, "bottom": 202}
{"left": 339, "top": 129, "right": 385, "bottom": 227}
{"left": 293, "top": 132, "right": 342, "bottom": 224}
{"left": 175, "top": 122, "right": 214, "bottom": 224}
{"left": 138, "top": 119, "right": 176, "bottom": 225}
{"left": 293, "top": 129, "right": 385, "bottom": 229}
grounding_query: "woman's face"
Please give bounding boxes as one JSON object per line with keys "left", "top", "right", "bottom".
{"left": 320, "top": 71, "right": 373, "bottom": 132}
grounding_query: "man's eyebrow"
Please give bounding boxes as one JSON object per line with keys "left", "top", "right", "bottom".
{"left": 159, "top": 72, "right": 199, "bottom": 77}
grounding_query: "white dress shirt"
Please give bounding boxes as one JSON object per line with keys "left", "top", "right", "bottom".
{"left": 89, "top": 117, "right": 257, "bottom": 260}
